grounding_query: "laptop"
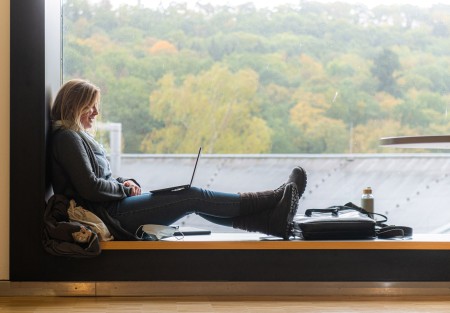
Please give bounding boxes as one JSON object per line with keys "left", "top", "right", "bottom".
{"left": 150, "top": 147, "right": 202, "bottom": 194}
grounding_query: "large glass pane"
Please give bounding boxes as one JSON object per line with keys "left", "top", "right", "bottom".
{"left": 62, "top": 0, "right": 450, "bottom": 234}
{"left": 63, "top": 0, "right": 450, "bottom": 155}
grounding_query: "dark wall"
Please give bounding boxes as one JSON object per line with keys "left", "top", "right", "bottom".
{"left": 10, "top": 0, "right": 48, "bottom": 280}
{"left": 10, "top": 0, "right": 450, "bottom": 282}
{"left": 14, "top": 249, "right": 450, "bottom": 282}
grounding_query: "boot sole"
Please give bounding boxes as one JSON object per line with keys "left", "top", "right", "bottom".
{"left": 286, "top": 167, "right": 307, "bottom": 239}
{"left": 284, "top": 184, "right": 299, "bottom": 240}
{"left": 270, "top": 183, "right": 299, "bottom": 240}
{"left": 292, "top": 166, "right": 308, "bottom": 200}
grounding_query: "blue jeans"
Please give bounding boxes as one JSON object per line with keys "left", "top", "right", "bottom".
{"left": 109, "top": 187, "right": 241, "bottom": 233}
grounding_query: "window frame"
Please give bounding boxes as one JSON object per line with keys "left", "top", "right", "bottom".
{"left": 9, "top": 0, "right": 450, "bottom": 282}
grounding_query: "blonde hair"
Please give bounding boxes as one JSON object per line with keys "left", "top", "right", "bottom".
{"left": 51, "top": 79, "right": 101, "bottom": 132}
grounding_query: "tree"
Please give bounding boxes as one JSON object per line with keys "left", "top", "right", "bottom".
{"left": 100, "top": 76, "right": 156, "bottom": 153}
{"left": 225, "top": 52, "right": 297, "bottom": 87}
{"left": 371, "top": 48, "right": 402, "bottom": 97}
{"left": 149, "top": 40, "right": 178, "bottom": 54}
{"left": 259, "top": 83, "right": 302, "bottom": 153}
{"left": 290, "top": 92, "right": 348, "bottom": 153}
{"left": 141, "top": 65, "right": 271, "bottom": 154}
{"left": 352, "top": 119, "right": 417, "bottom": 153}
{"left": 395, "top": 90, "right": 447, "bottom": 129}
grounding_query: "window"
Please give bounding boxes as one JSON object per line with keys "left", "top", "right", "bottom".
{"left": 63, "top": 0, "right": 450, "bottom": 155}
{"left": 62, "top": 0, "right": 450, "bottom": 234}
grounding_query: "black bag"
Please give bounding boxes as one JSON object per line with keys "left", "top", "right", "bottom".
{"left": 293, "top": 202, "right": 412, "bottom": 240}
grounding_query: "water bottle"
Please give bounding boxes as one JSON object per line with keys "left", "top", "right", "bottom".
{"left": 361, "top": 187, "right": 374, "bottom": 215}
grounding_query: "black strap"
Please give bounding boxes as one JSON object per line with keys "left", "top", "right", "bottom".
{"left": 343, "top": 202, "right": 388, "bottom": 223}
{"left": 304, "top": 207, "right": 340, "bottom": 217}
{"left": 305, "top": 203, "right": 388, "bottom": 224}
{"left": 376, "top": 225, "right": 413, "bottom": 239}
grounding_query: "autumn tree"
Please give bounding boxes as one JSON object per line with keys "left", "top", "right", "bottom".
{"left": 290, "top": 91, "right": 347, "bottom": 153}
{"left": 141, "top": 65, "right": 271, "bottom": 154}
{"left": 352, "top": 120, "right": 417, "bottom": 153}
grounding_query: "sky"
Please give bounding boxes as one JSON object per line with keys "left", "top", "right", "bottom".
{"left": 105, "top": 0, "right": 450, "bottom": 8}
{"left": 203, "top": 0, "right": 450, "bottom": 6}
{"left": 309, "top": 0, "right": 450, "bottom": 7}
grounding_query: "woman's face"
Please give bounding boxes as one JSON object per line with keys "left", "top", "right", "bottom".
{"left": 80, "top": 102, "right": 99, "bottom": 130}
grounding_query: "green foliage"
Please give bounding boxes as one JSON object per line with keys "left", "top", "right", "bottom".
{"left": 100, "top": 76, "right": 155, "bottom": 153}
{"left": 371, "top": 48, "right": 402, "bottom": 97}
{"left": 141, "top": 65, "right": 271, "bottom": 153}
{"left": 62, "top": 0, "right": 450, "bottom": 154}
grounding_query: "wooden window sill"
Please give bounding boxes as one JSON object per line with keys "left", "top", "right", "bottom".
{"left": 100, "top": 233, "right": 450, "bottom": 250}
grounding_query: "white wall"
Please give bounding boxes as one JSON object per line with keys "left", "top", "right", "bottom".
{"left": 0, "top": 0, "right": 10, "bottom": 280}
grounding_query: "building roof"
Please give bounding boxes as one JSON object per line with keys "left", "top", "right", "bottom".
{"left": 120, "top": 153, "right": 450, "bottom": 234}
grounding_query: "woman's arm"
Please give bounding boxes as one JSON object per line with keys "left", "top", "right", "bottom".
{"left": 123, "top": 180, "right": 142, "bottom": 196}
{"left": 53, "top": 130, "right": 132, "bottom": 202}
{"left": 116, "top": 177, "right": 141, "bottom": 196}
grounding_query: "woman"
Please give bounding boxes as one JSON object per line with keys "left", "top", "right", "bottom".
{"left": 50, "top": 79, "right": 307, "bottom": 240}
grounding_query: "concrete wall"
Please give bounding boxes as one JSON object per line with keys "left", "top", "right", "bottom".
{"left": 0, "top": 0, "right": 10, "bottom": 280}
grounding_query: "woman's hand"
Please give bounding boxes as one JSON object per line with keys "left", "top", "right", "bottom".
{"left": 123, "top": 180, "right": 142, "bottom": 196}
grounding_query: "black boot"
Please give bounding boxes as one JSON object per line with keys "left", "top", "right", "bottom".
{"left": 239, "top": 189, "right": 284, "bottom": 216}
{"left": 232, "top": 182, "right": 300, "bottom": 240}
{"left": 276, "top": 166, "right": 307, "bottom": 198}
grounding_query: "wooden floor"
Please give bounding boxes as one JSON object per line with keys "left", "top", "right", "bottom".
{"left": 1, "top": 296, "right": 450, "bottom": 312}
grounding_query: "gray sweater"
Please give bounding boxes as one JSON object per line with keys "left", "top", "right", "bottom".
{"left": 51, "top": 127, "right": 138, "bottom": 240}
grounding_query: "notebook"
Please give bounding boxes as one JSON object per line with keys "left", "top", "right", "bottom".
{"left": 149, "top": 147, "right": 202, "bottom": 194}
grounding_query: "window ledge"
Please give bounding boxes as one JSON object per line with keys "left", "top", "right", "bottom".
{"left": 100, "top": 233, "right": 450, "bottom": 250}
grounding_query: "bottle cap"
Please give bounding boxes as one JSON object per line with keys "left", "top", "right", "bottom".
{"left": 363, "top": 187, "right": 372, "bottom": 194}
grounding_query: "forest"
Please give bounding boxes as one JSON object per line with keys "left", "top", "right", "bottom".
{"left": 63, "top": 0, "right": 450, "bottom": 154}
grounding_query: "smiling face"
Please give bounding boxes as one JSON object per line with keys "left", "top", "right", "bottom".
{"left": 52, "top": 79, "right": 102, "bottom": 132}
{"left": 80, "top": 101, "right": 99, "bottom": 130}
